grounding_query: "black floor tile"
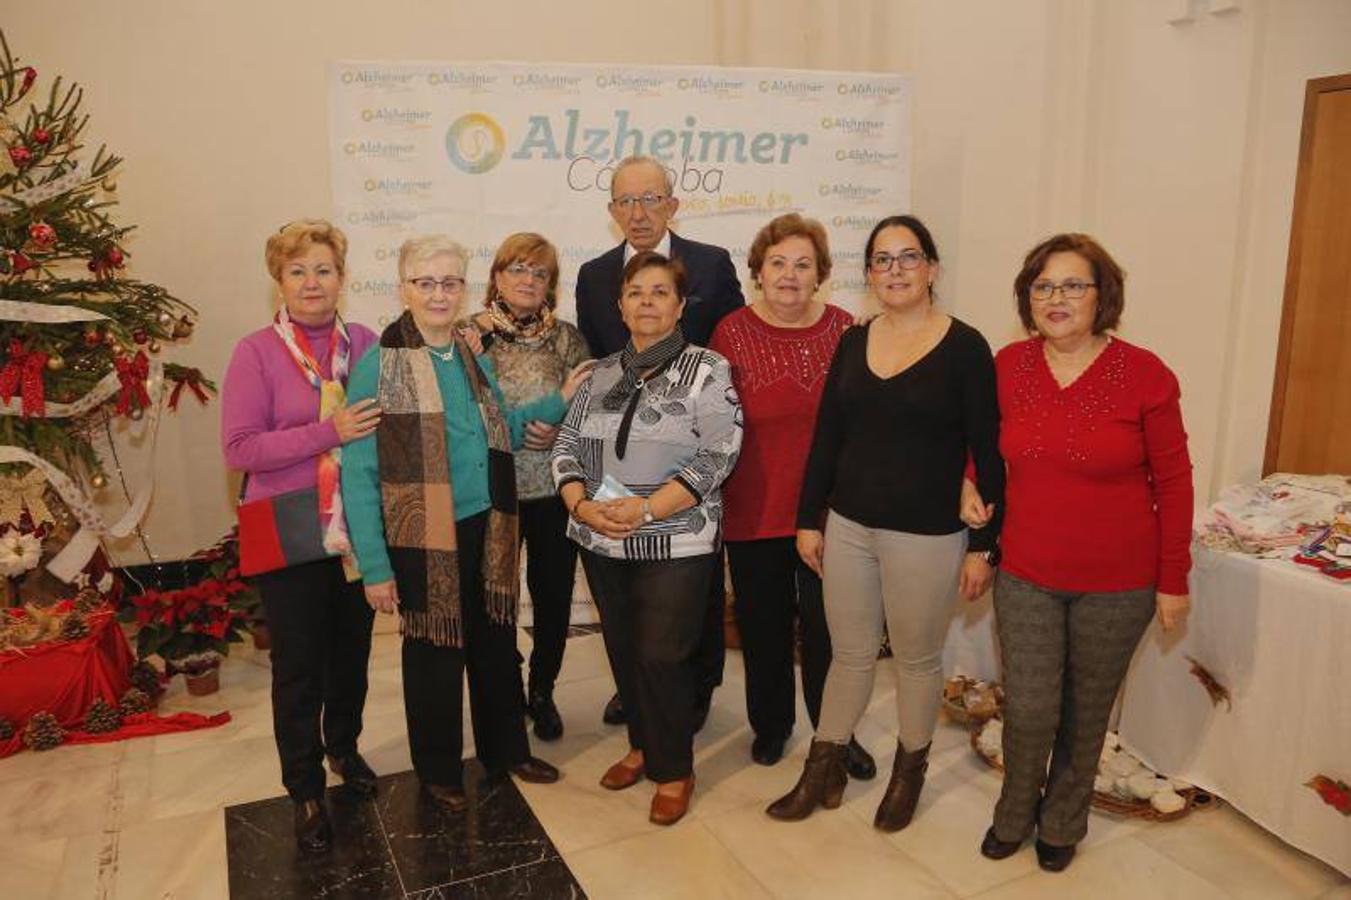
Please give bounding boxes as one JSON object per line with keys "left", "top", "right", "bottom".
{"left": 226, "top": 788, "right": 402, "bottom": 899}
{"left": 374, "top": 764, "right": 561, "bottom": 892}
{"left": 427, "top": 858, "right": 585, "bottom": 898}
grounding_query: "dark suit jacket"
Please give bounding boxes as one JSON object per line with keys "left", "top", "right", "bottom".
{"left": 575, "top": 232, "right": 745, "bottom": 357}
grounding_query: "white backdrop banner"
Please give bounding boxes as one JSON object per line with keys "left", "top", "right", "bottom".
{"left": 329, "top": 61, "right": 911, "bottom": 329}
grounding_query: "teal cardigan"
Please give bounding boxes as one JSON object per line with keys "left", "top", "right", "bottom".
{"left": 340, "top": 343, "right": 566, "bottom": 585}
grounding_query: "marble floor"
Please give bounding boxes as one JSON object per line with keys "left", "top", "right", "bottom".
{"left": 1, "top": 627, "right": 1347, "bottom": 899}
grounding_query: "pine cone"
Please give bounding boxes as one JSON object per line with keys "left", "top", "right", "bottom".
{"left": 60, "top": 614, "right": 90, "bottom": 641}
{"left": 119, "top": 687, "right": 151, "bottom": 716}
{"left": 131, "top": 661, "right": 163, "bottom": 699}
{"left": 21, "top": 712, "right": 65, "bottom": 752}
{"left": 84, "top": 698, "right": 122, "bottom": 734}
{"left": 73, "top": 587, "right": 103, "bottom": 614}
{"left": 0, "top": 717, "right": 14, "bottom": 741}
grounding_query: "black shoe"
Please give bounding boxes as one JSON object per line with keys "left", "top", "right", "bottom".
{"left": 293, "top": 799, "right": 332, "bottom": 854}
{"left": 693, "top": 692, "right": 712, "bottom": 733}
{"left": 751, "top": 734, "right": 786, "bottom": 766}
{"left": 527, "top": 691, "right": 564, "bottom": 741}
{"left": 423, "top": 782, "right": 467, "bottom": 812}
{"left": 509, "top": 756, "right": 560, "bottom": 784}
{"left": 326, "top": 752, "right": 378, "bottom": 798}
{"left": 1035, "top": 839, "right": 1077, "bottom": 872}
{"left": 845, "top": 737, "right": 877, "bottom": 781}
{"left": 980, "top": 827, "right": 1023, "bottom": 860}
{"left": 602, "top": 692, "right": 627, "bottom": 725}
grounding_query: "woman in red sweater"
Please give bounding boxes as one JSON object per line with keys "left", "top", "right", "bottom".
{"left": 708, "top": 213, "right": 874, "bottom": 779}
{"left": 964, "top": 233, "right": 1193, "bottom": 873}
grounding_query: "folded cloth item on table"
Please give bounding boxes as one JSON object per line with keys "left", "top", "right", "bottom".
{"left": 1195, "top": 473, "right": 1351, "bottom": 556}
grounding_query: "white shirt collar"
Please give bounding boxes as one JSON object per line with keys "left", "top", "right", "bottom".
{"left": 624, "top": 230, "right": 672, "bottom": 263}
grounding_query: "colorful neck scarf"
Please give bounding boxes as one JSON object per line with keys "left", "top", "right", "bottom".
{"left": 272, "top": 307, "right": 358, "bottom": 579}
{"left": 485, "top": 298, "right": 557, "bottom": 344}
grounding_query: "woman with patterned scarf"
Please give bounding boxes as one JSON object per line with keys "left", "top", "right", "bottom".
{"left": 552, "top": 251, "right": 743, "bottom": 826}
{"left": 341, "top": 234, "right": 592, "bottom": 813}
{"left": 222, "top": 219, "right": 382, "bottom": 854}
{"left": 465, "top": 233, "right": 590, "bottom": 743}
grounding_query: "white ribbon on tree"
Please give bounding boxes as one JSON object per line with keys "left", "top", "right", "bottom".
{"left": 0, "top": 359, "right": 164, "bottom": 581}
{"left": 0, "top": 298, "right": 110, "bottom": 324}
{"left": 0, "top": 366, "right": 125, "bottom": 418}
{"left": 0, "top": 161, "right": 93, "bottom": 209}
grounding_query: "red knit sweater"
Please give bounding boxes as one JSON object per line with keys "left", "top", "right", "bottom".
{"left": 997, "top": 337, "right": 1193, "bottom": 595}
{"left": 709, "top": 304, "right": 853, "bottom": 541}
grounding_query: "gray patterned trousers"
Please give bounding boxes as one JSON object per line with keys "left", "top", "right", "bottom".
{"left": 992, "top": 570, "right": 1155, "bottom": 846}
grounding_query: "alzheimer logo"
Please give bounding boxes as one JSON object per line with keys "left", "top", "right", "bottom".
{"left": 445, "top": 113, "right": 506, "bottom": 174}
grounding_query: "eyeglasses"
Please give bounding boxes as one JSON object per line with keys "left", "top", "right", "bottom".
{"left": 504, "top": 262, "right": 550, "bottom": 282}
{"left": 1029, "top": 279, "right": 1096, "bottom": 301}
{"left": 868, "top": 249, "right": 927, "bottom": 272}
{"left": 610, "top": 192, "right": 669, "bottom": 212}
{"left": 405, "top": 277, "right": 466, "bottom": 296}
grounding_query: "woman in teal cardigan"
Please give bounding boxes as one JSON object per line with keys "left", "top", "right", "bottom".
{"left": 342, "top": 234, "right": 591, "bottom": 811}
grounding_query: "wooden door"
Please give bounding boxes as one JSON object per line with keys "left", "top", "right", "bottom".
{"left": 1265, "top": 73, "right": 1351, "bottom": 475}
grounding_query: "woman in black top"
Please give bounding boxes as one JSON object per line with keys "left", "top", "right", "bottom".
{"left": 768, "top": 214, "right": 1004, "bottom": 832}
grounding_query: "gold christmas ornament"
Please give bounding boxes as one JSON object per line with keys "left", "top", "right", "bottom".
{"left": 147, "top": 340, "right": 161, "bottom": 353}
{"left": 156, "top": 310, "right": 174, "bottom": 327}
{"left": 172, "top": 316, "right": 194, "bottom": 339}
{"left": 89, "top": 472, "right": 108, "bottom": 490}
{"left": 45, "top": 354, "right": 65, "bottom": 371}
{"left": 128, "top": 407, "right": 144, "bottom": 422}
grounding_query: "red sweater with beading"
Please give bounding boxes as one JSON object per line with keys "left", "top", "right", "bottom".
{"left": 709, "top": 304, "right": 853, "bottom": 541}
{"left": 996, "top": 337, "right": 1193, "bottom": 595}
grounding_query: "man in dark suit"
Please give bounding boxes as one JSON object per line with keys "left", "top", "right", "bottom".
{"left": 575, "top": 155, "right": 745, "bottom": 730}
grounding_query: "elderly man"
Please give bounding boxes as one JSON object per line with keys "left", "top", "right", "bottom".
{"left": 574, "top": 154, "right": 744, "bottom": 730}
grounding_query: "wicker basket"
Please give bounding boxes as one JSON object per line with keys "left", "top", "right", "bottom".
{"left": 941, "top": 675, "right": 1003, "bottom": 727}
{"left": 968, "top": 727, "right": 1216, "bottom": 822}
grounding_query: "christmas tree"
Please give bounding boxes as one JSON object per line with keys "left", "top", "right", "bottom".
{"left": 0, "top": 30, "right": 210, "bottom": 605}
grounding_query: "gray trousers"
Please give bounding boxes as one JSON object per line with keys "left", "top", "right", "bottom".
{"left": 992, "top": 570, "right": 1155, "bottom": 846}
{"left": 817, "top": 512, "right": 966, "bottom": 749}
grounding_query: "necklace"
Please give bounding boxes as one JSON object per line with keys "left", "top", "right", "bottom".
{"left": 427, "top": 345, "right": 455, "bottom": 362}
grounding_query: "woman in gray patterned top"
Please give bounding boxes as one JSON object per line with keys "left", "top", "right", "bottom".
{"left": 552, "top": 251, "right": 742, "bottom": 826}
{"left": 468, "top": 233, "right": 590, "bottom": 743}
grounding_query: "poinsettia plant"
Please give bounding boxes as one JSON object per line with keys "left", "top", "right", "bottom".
{"left": 117, "top": 530, "right": 257, "bottom": 664}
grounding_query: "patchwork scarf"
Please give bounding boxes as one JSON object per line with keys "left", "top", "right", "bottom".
{"left": 272, "top": 308, "right": 359, "bottom": 580}
{"left": 484, "top": 298, "right": 557, "bottom": 344}
{"left": 375, "top": 311, "right": 519, "bottom": 648}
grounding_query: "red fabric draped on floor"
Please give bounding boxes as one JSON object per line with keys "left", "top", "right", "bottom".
{"left": 0, "top": 606, "right": 230, "bottom": 758}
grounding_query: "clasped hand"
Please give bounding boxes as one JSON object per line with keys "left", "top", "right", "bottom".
{"left": 576, "top": 496, "right": 645, "bottom": 539}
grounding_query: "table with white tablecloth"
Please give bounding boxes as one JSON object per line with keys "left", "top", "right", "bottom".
{"left": 1117, "top": 547, "right": 1351, "bottom": 875}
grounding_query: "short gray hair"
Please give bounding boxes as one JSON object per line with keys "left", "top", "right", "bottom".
{"left": 397, "top": 234, "right": 470, "bottom": 280}
{"left": 611, "top": 155, "right": 674, "bottom": 196}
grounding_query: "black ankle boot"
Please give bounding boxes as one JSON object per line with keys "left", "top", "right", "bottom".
{"left": 766, "top": 739, "right": 847, "bottom": 821}
{"left": 845, "top": 737, "right": 876, "bottom": 780}
{"left": 873, "top": 740, "right": 930, "bottom": 832}
{"left": 527, "top": 690, "right": 563, "bottom": 741}
{"left": 1035, "top": 839, "right": 1077, "bottom": 872}
{"left": 294, "top": 798, "right": 332, "bottom": 854}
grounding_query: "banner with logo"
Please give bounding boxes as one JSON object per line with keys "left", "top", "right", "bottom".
{"left": 329, "top": 61, "right": 911, "bottom": 328}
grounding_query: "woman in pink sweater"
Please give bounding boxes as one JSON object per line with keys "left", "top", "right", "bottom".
{"left": 220, "top": 220, "right": 381, "bottom": 855}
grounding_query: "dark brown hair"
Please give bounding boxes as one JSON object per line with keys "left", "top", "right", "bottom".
{"left": 747, "top": 213, "right": 832, "bottom": 283}
{"left": 1013, "top": 233, "right": 1125, "bottom": 334}
{"left": 483, "top": 232, "right": 560, "bottom": 310}
{"left": 621, "top": 250, "right": 687, "bottom": 299}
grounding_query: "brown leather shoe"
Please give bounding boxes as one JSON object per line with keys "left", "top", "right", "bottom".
{"left": 507, "top": 757, "right": 560, "bottom": 784}
{"left": 422, "top": 782, "right": 467, "bottom": 812}
{"left": 649, "top": 776, "right": 695, "bottom": 826}
{"left": 600, "top": 757, "right": 645, "bottom": 791}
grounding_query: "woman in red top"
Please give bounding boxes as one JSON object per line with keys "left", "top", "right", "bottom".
{"left": 963, "top": 233, "right": 1193, "bottom": 873}
{"left": 709, "top": 214, "right": 874, "bottom": 779}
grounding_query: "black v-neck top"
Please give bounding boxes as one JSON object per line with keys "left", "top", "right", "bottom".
{"left": 796, "top": 317, "right": 1004, "bottom": 551}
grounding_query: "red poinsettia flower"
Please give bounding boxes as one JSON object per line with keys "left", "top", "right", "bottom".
{"left": 1306, "top": 775, "right": 1351, "bottom": 815}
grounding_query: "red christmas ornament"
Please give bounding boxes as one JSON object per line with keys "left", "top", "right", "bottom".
{"left": 132, "top": 329, "right": 148, "bottom": 344}
{"left": 31, "top": 127, "right": 51, "bottom": 145}
{"left": 84, "top": 329, "right": 102, "bottom": 347}
{"left": 8, "top": 146, "right": 32, "bottom": 168}
{"left": 106, "top": 247, "right": 125, "bottom": 267}
{"left": 9, "top": 252, "right": 36, "bottom": 275}
{"left": 19, "top": 68, "right": 37, "bottom": 96}
{"left": 28, "top": 222, "right": 56, "bottom": 249}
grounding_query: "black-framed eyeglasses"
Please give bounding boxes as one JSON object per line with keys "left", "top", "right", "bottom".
{"left": 1030, "top": 279, "right": 1096, "bottom": 301}
{"left": 868, "top": 249, "right": 927, "bottom": 272}
{"left": 405, "top": 277, "right": 466, "bottom": 295}
{"left": 504, "top": 262, "right": 550, "bottom": 282}
{"left": 610, "top": 192, "right": 668, "bottom": 212}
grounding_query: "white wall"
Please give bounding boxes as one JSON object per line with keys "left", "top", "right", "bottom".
{"left": 4, "top": 0, "right": 1349, "bottom": 563}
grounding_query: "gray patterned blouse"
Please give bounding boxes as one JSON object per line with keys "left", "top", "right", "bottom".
{"left": 483, "top": 321, "right": 591, "bottom": 501}
{"left": 551, "top": 345, "right": 743, "bottom": 560}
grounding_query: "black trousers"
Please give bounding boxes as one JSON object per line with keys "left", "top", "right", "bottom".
{"left": 254, "top": 556, "right": 374, "bottom": 802}
{"left": 402, "top": 512, "right": 531, "bottom": 788}
{"left": 697, "top": 548, "right": 727, "bottom": 699}
{"left": 581, "top": 550, "right": 713, "bottom": 783}
{"left": 727, "top": 537, "right": 831, "bottom": 740}
{"left": 519, "top": 496, "right": 577, "bottom": 697}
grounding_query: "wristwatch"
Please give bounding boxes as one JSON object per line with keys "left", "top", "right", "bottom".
{"left": 641, "top": 498, "right": 655, "bottom": 524}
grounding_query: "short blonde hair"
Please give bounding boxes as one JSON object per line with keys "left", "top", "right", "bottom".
{"left": 265, "top": 219, "right": 348, "bottom": 281}
{"left": 398, "top": 234, "right": 470, "bottom": 280}
{"left": 484, "top": 232, "right": 560, "bottom": 310}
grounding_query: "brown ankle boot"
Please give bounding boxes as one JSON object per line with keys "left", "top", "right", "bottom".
{"left": 766, "top": 739, "right": 848, "bottom": 821}
{"left": 873, "top": 740, "right": 930, "bottom": 832}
